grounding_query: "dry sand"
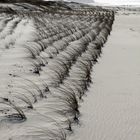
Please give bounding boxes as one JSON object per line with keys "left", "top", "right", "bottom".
{"left": 0, "top": 5, "right": 139, "bottom": 140}
{"left": 69, "top": 13, "right": 140, "bottom": 140}
{"left": 0, "top": 5, "right": 114, "bottom": 139}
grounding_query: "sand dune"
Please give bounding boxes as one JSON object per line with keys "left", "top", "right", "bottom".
{"left": 0, "top": 2, "right": 114, "bottom": 140}
{"left": 0, "top": 1, "right": 139, "bottom": 140}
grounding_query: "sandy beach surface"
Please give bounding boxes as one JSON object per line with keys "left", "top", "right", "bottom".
{"left": 69, "top": 13, "right": 140, "bottom": 140}
{"left": 0, "top": 3, "right": 140, "bottom": 139}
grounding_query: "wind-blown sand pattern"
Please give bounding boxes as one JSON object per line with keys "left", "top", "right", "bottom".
{"left": 1, "top": 1, "right": 139, "bottom": 140}
{"left": 69, "top": 12, "right": 140, "bottom": 140}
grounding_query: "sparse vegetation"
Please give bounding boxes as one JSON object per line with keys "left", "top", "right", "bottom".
{"left": 0, "top": 1, "right": 114, "bottom": 140}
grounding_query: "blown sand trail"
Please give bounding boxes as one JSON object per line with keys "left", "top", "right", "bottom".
{"left": 70, "top": 14, "right": 140, "bottom": 140}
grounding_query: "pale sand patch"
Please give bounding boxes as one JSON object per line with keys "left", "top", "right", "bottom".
{"left": 69, "top": 13, "right": 140, "bottom": 140}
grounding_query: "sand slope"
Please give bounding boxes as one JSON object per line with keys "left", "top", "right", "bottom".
{"left": 69, "top": 13, "right": 140, "bottom": 140}
{"left": 0, "top": 3, "right": 115, "bottom": 139}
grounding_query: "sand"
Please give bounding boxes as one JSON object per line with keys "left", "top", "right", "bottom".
{"left": 69, "top": 13, "right": 140, "bottom": 140}
{"left": 0, "top": 3, "right": 115, "bottom": 139}
{"left": 0, "top": 3, "right": 140, "bottom": 140}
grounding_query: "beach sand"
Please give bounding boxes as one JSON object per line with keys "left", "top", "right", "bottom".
{"left": 69, "top": 12, "right": 140, "bottom": 140}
